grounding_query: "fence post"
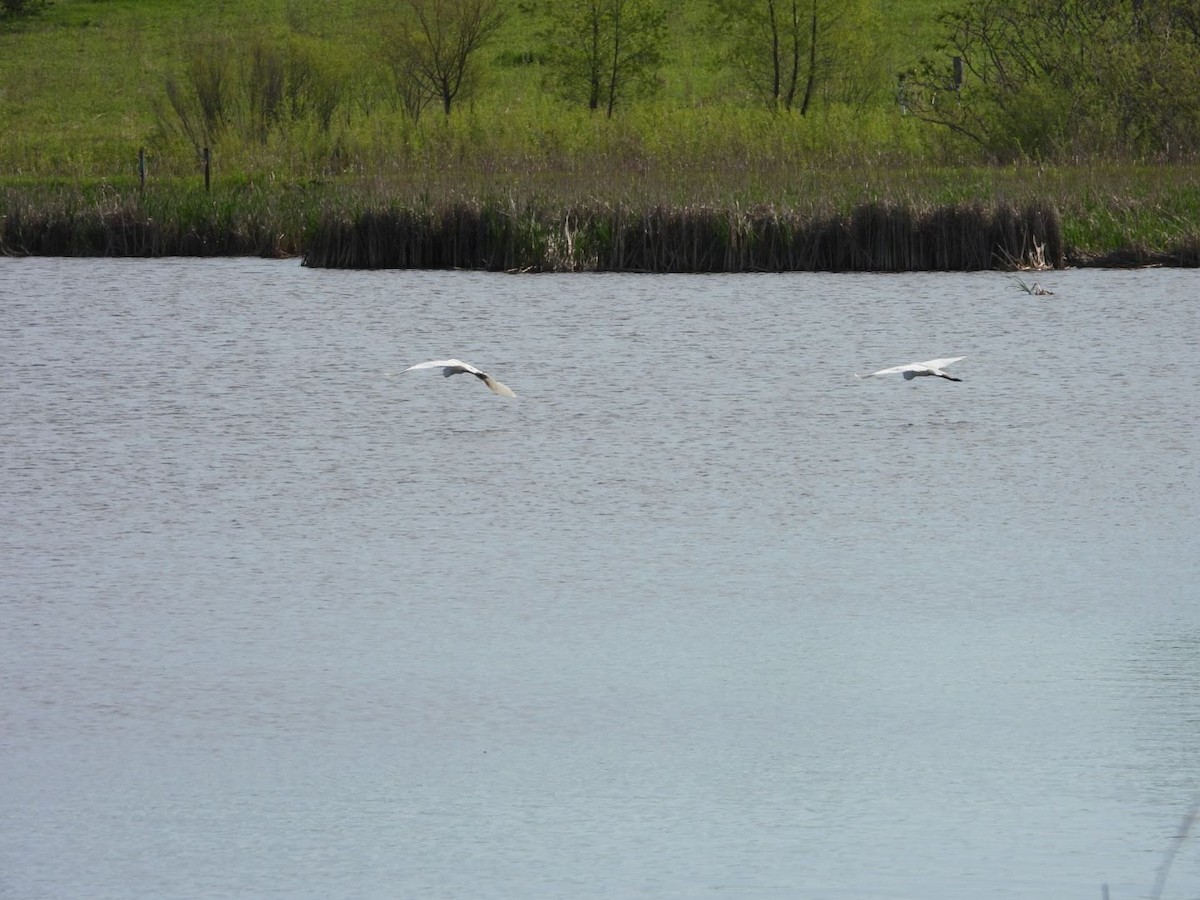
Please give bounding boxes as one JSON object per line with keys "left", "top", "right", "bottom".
{"left": 138, "top": 147, "right": 146, "bottom": 191}
{"left": 203, "top": 147, "right": 211, "bottom": 192}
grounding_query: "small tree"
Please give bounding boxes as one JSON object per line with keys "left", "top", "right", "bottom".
{"left": 1, "top": 0, "right": 49, "bottom": 20}
{"left": 713, "top": 0, "right": 877, "bottom": 114}
{"left": 161, "top": 38, "right": 233, "bottom": 153}
{"left": 159, "top": 35, "right": 346, "bottom": 152}
{"left": 284, "top": 38, "right": 345, "bottom": 133}
{"left": 383, "top": 26, "right": 435, "bottom": 121}
{"left": 382, "top": 0, "right": 507, "bottom": 117}
{"left": 245, "top": 39, "right": 287, "bottom": 143}
{"left": 715, "top": 0, "right": 808, "bottom": 111}
{"left": 541, "top": 0, "right": 667, "bottom": 117}
{"left": 904, "top": 0, "right": 1200, "bottom": 158}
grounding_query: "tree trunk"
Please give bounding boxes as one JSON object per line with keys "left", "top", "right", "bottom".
{"left": 784, "top": 0, "right": 801, "bottom": 109}
{"left": 768, "top": 0, "right": 781, "bottom": 106}
{"left": 589, "top": 9, "right": 602, "bottom": 111}
{"left": 799, "top": 0, "right": 817, "bottom": 116}
{"left": 607, "top": 0, "right": 622, "bottom": 118}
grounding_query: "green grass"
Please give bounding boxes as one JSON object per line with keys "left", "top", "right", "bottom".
{"left": 4, "top": 164, "right": 1196, "bottom": 266}
{"left": 0, "top": 0, "right": 955, "bottom": 180}
{"left": 2, "top": 0, "right": 1197, "bottom": 266}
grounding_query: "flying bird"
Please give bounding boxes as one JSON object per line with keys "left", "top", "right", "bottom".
{"left": 402, "top": 358, "right": 516, "bottom": 397}
{"left": 857, "top": 356, "right": 966, "bottom": 382}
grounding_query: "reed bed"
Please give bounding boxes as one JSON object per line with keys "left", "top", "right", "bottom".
{"left": 0, "top": 181, "right": 309, "bottom": 258}
{"left": 2, "top": 205, "right": 284, "bottom": 257}
{"left": 302, "top": 199, "right": 1066, "bottom": 272}
{"left": 3, "top": 173, "right": 1196, "bottom": 270}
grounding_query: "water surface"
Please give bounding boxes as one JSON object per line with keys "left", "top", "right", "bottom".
{"left": 2, "top": 258, "right": 1198, "bottom": 899}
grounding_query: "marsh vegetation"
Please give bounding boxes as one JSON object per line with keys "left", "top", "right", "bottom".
{"left": 1, "top": 0, "right": 1197, "bottom": 267}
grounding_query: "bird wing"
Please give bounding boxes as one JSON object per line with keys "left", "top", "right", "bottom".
{"left": 403, "top": 358, "right": 482, "bottom": 376}
{"left": 403, "top": 358, "right": 513, "bottom": 396}
{"left": 858, "top": 362, "right": 918, "bottom": 378}
{"left": 917, "top": 356, "right": 965, "bottom": 371}
{"left": 856, "top": 356, "right": 965, "bottom": 378}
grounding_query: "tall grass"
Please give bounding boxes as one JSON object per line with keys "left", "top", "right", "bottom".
{"left": 299, "top": 197, "right": 1064, "bottom": 272}
{"left": 0, "top": 179, "right": 317, "bottom": 256}
{"left": 3, "top": 165, "right": 1195, "bottom": 268}
{"left": 5, "top": 0, "right": 1198, "bottom": 272}
{"left": 0, "top": 0, "right": 938, "bottom": 180}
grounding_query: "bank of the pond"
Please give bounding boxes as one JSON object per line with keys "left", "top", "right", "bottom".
{"left": 300, "top": 201, "right": 1067, "bottom": 272}
{"left": 1, "top": 181, "right": 1197, "bottom": 271}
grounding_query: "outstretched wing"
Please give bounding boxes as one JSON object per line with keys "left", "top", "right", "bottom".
{"left": 857, "top": 356, "right": 965, "bottom": 378}
{"left": 916, "top": 356, "right": 965, "bottom": 371}
{"left": 402, "top": 358, "right": 483, "bottom": 377}
{"left": 403, "top": 358, "right": 515, "bottom": 397}
{"left": 857, "top": 363, "right": 917, "bottom": 378}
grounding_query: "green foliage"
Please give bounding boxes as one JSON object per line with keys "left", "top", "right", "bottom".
{"left": 0, "top": 0, "right": 48, "bottom": 20}
{"left": 1, "top": 0, "right": 1198, "bottom": 187}
{"left": 379, "top": 0, "right": 507, "bottom": 117}
{"left": 156, "top": 30, "right": 348, "bottom": 159}
{"left": 162, "top": 36, "right": 233, "bottom": 151}
{"left": 905, "top": 0, "right": 1200, "bottom": 159}
{"left": 0, "top": 178, "right": 320, "bottom": 256}
{"left": 539, "top": 0, "right": 668, "bottom": 117}
{"left": 711, "top": 0, "right": 886, "bottom": 113}
{"left": 713, "top": 0, "right": 813, "bottom": 111}
{"left": 4, "top": 163, "right": 1198, "bottom": 266}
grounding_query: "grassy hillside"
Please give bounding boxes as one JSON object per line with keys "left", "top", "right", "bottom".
{"left": 0, "top": 0, "right": 952, "bottom": 182}
{"left": 1, "top": 0, "right": 1197, "bottom": 265}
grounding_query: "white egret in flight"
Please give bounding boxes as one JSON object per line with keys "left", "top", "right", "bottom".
{"left": 857, "top": 356, "right": 966, "bottom": 382}
{"left": 402, "top": 359, "right": 516, "bottom": 397}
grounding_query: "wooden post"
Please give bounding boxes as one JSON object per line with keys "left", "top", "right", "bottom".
{"left": 138, "top": 147, "right": 146, "bottom": 191}
{"left": 952, "top": 56, "right": 963, "bottom": 90}
{"left": 203, "top": 147, "right": 211, "bottom": 192}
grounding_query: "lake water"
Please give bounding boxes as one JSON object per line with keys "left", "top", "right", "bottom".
{"left": 1, "top": 257, "right": 1198, "bottom": 900}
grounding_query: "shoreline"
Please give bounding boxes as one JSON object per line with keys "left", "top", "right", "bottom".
{"left": 2, "top": 180, "right": 1196, "bottom": 271}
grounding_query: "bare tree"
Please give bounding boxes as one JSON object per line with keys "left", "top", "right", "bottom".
{"left": 714, "top": 0, "right": 807, "bottom": 111}
{"left": 383, "top": 0, "right": 507, "bottom": 117}
{"left": 159, "top": 35, "right": 346, "bottom": 152}
{"left": 798, "top": 0, "right": 816, "bottom": 114}
{"left": 713, "top": 0, "right": 875, "bottom": 114}
{"left": 245, "top": 39, "right": 286, "bottom": 143}
{"left": 160, "top": 38, "right": 233, "bottom": 153}
{"left": 542, "top": 0, "right": 667, "bottom": 117}
{"left": 385, "top": 34, "right": 436, "bottom": 121}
